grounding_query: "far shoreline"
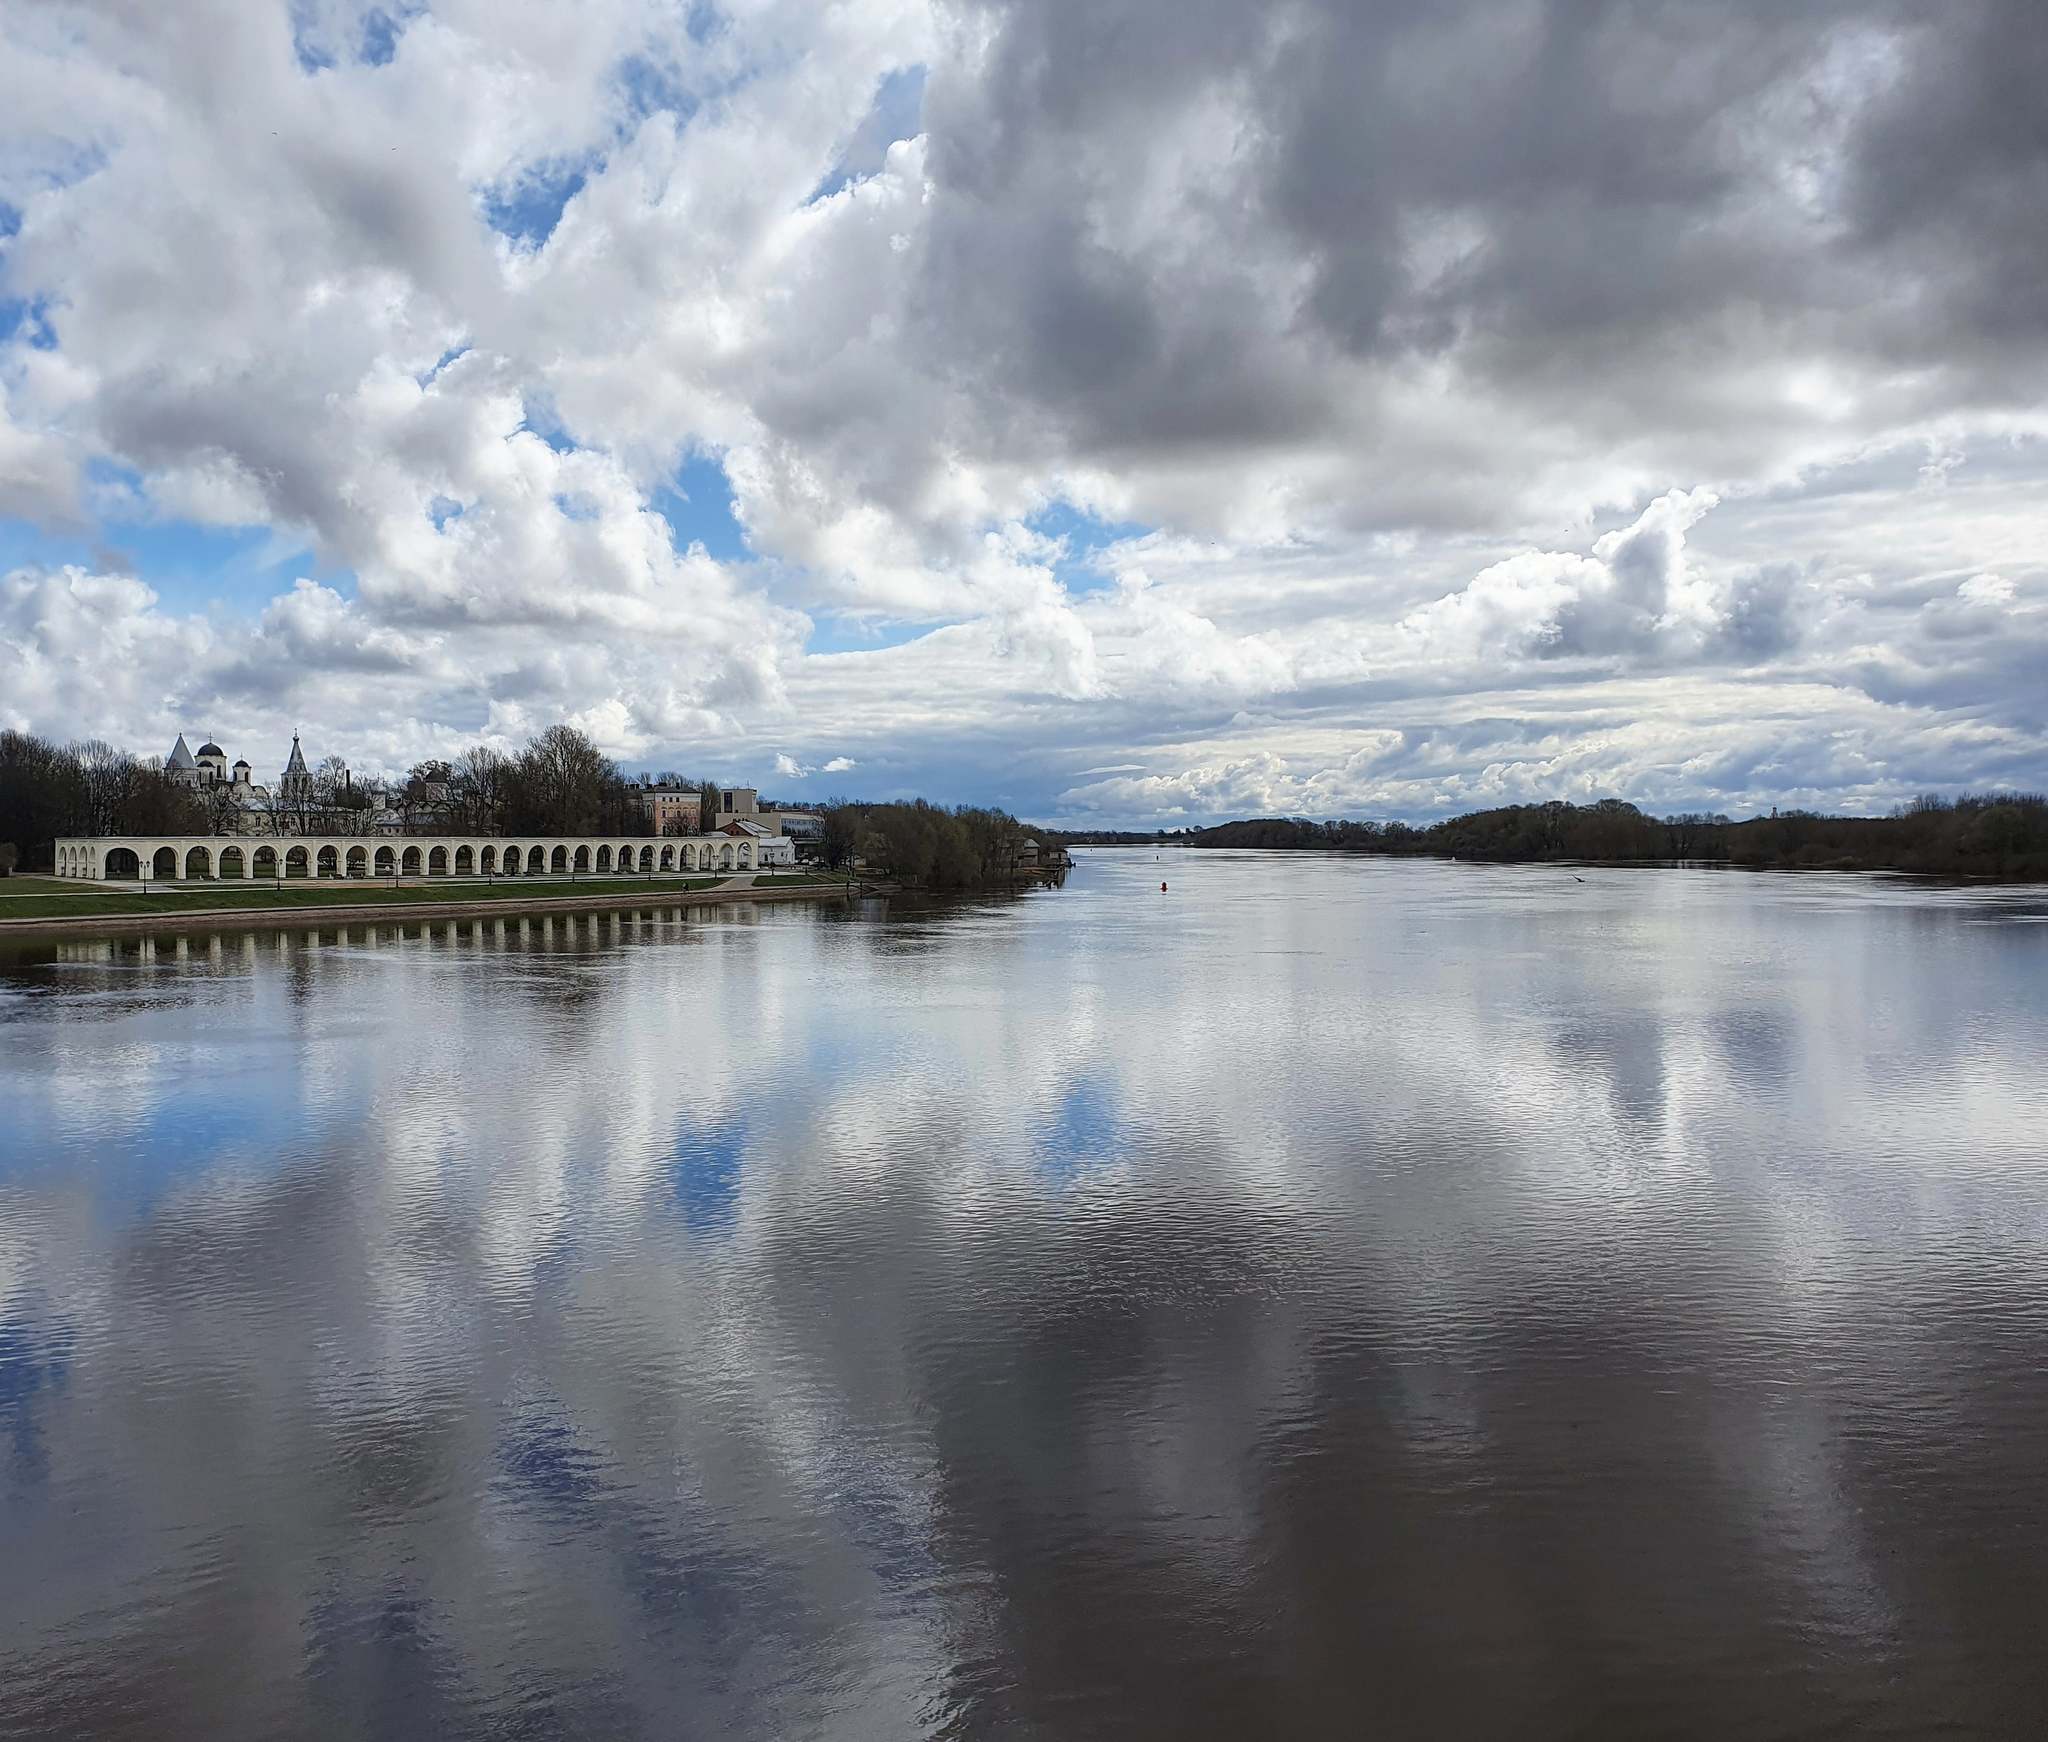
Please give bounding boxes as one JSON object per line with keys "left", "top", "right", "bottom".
{"left": 1071, "top": 840, "right": 2048, "bottom": 888}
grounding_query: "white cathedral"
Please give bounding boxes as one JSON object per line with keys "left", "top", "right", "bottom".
{"left": 165, "top": 732, "right": 323, "bottom": 822}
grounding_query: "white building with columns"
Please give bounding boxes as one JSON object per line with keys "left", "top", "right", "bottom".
{"left": 53, "top": 833, "right": 766, "bottom": 882}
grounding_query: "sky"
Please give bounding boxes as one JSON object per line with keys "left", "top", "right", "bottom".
{"left": 1, "top": 0, "right": 2044, "bottom": 827}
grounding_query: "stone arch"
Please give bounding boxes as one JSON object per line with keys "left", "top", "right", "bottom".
{"left": 185, "top": 845, "right": 212, "bottom": 879}
{"left": 153, "top": 846, "right": 178, "bottom": 879}
{"left": 287, "top": 846, "right": 311, "bottom": 878}
{"left": 401, "top": 845, "right": 423, "bottom": 875}
{"left": 596, "top": 844, "right": 613, "bottom": 873}
{"left": 659, "top": 844, "right": 674, "bottom": 871}
{"left": 106, "top": 847, "right": 141, "bottom": 880}
{"left": 573, "top": 845, "right": 590, "bottom": 872}
{"left": 219, "top": 845, "right": 246, "bottom": 879}
{"left": 375, "top": 845, "right": 397, "bottom": 876}
{"left": 253, "top": 845, "right": 278, "bottom": 878}
{"left": 455, "top": 845, "right": 473, "bottom": 875}
{"left": 719, "top": 844, "right": 734, "bottom": 871}
{"left": 479, "top": 845, "right": 496, "bottom": 874}
{"left": 638, "top": 845, "right": 654, "bottom": 872}
{"left": 429, "top": 846, "right": 448, "bottom": 875}
{"left": 551, "top": 845, "right": 568, "bottom": 873}
{"left": 347, "top": 845, "right": 369, "bottom": 878}
{"left": 497, "top": 846, "right": 516, "bottom": 875}
{"left": 739, "top": 842, "right": 753, "bottom": 869}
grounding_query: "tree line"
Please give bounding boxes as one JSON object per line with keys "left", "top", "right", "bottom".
{"left": 0, "top": 725, "right": 669, "bottom": 871}
{"left": 1183, "top": 794, "right": 2048, "bottom": 878}
{"left": 1, "top": 733, "right": 217, "bottom": 872}
{"left": 809, "top": 798, "right": 1045, "bottom": 890}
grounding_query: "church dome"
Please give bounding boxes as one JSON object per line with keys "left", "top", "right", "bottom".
{"left": 197, "top": 741, "right": 225, "bottom": 758}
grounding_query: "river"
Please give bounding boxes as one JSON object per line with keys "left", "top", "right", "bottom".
{"left": 2, "top": 850, "right": 2046, "bottom": 1738}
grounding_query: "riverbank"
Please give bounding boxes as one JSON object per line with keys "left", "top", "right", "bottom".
{"left": 1173, "top": 797, "right": 2048, "bottom": 882}
{"left": 0, "top": 872, "right": 846, "bottom": 938}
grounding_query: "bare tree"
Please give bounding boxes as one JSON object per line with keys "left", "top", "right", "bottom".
{"left": 70, "top": 739, "right": 133, "bottom": 837}
{"left": 311, "top": 756, "right": 373, "bottom": 835}
{"left": 453, "top": 745, "right": 512, "bottom": 833}
{"left": 201, "top": 781, "right": 245, "bottom": 838}
{"left": 509, "top": 725, "right": 624, "bottom": 835}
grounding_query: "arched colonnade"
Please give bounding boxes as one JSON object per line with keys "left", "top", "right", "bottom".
{"left": 51, "top": 835, "right": 753, "bottom": 882}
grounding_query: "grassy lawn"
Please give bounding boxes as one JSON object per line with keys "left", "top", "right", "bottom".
{"left": 0, "top": 876, "right": 730, "bottom": 921}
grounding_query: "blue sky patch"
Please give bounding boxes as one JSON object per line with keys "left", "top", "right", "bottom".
{"left": 0, "top": 512, "right": 351, "bottom": 614}
{"left": 288, "top": 7, "right": 336, "bottom": 74}
{"left": 517, "top": 397, "right": 581, "bottom": 455}
{"left": 483, "top": 160, "right": 591, "bottom": 250}
{"left": 614, "top": 52, "right": 700, "bottom": 129}
{"left": 804, "top": 615, "right": 942, "bottom": 656}
{"left": 417, "top": 342, "right": 470, "bottom": 387}
{"left": 684, "top": 0, "right": 725, "bottom": 44}
{"left": 359, "top": 6, "right": 413, "bottom": 66}
{"left": 0, "top": 294, "right": 57, "bottom": 350}
{"left": 810, "top": 65, "right": 927, "bottom": 203}
{"left": 651, "top": 454, "right": 746, "bottom": 560}
{"left": 1028, "top": 502, "right": 1147, "bottom": 596}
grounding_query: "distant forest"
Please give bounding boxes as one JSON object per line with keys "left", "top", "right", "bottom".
{"left": 1056, "top": 795, "right": 2048, "bottom": 880}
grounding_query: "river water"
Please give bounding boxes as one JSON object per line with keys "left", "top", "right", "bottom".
{"left": 2, "top": 850, "right": 2046, "bottom": 1739}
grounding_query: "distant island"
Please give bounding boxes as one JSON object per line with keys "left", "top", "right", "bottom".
{"left": 1050, "top": 795, "right": 2048, "bottom": 881}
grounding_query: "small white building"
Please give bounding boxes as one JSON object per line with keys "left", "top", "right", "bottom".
{"left": 721, "top": 818, "right": 794, "bottom": 867}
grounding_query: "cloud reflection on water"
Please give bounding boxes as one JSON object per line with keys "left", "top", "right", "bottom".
{"left": 1, "top": 862, "right": 2046, "bottom": 1737}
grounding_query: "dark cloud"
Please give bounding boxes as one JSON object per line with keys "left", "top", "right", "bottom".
{"left": 1711, "top": 565, "right": 1807, "bottom": 661}
{"left": 893, "top": 0, "right": 2048, "bottom": 527}
{"left": 1845, "top": 0, "right": 2048, "bottom": 351}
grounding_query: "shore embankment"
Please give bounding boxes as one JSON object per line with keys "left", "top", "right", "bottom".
{"left": 0, "top": 875, "right": 848, "bottom": 939}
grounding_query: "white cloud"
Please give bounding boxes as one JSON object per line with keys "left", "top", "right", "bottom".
{"left": 0, "top": 0, "right": 2043, "bottom": 819}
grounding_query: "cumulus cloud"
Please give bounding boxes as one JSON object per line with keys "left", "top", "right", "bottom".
{"left": 1400, "top": 489, "right": 1803, "bottom": 667}
{"left": 772, "top": 750, "right": 857, "bottom": 782}
{"left": 0, "top": 0, "right": 2044, "bottom": 819}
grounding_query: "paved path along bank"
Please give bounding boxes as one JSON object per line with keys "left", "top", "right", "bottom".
{"left": 0, "top": 876, "right": 847, "bottom": 940}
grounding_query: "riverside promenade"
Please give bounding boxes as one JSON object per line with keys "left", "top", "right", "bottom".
{"left": 0, "top": 873, "right": 848, "bottom": 940}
